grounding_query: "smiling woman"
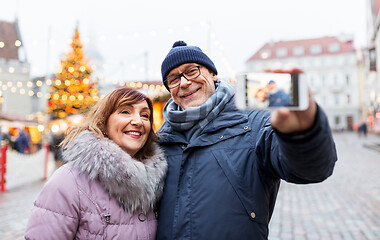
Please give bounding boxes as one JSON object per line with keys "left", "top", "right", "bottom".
{"left": 25, "top": 87, "right": 167, "bottom": 240}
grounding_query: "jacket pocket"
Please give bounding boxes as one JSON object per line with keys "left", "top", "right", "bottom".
{"left": 212, "top": 150, "right": 267, "bottom": 225}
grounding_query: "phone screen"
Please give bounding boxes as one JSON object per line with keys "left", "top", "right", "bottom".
{"left": 235, "top": 72, "right": 308, "bottom": 110}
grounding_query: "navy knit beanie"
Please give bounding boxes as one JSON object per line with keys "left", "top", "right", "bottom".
{"left": 161, "top": 40, "right": 217, "bottom": 90}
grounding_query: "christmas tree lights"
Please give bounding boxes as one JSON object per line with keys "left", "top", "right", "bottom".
{"left": 47, "top": 26, "right": 98, "bottom": 119}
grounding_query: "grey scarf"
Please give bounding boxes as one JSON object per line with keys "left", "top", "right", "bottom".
{"left": 163, "top": 80, "right": 235, "bottom": 140}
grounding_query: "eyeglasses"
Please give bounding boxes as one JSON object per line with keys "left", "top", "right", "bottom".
{"left": 164, "top": 65, "right": 202, "bottom": 89}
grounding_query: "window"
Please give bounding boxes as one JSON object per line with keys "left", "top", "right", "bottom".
{"left": 346, "top": 75, "right": 350, "bottom": 86}
{"left": 260, "top": 50, "right": 271, "bottom": 59}
{"left": 321, "top": 75, "right": 326, "bottom": 87}
{"left": 276, "top": 48, "right": 288, "bottom": 57}
{"left": 334, "top": 94, "right": 339, "bottom": 105}
{"left": 310, "top": 44, "right": 322, "bottom": 54}
{"left": 328, "top": 43, "right": 340, "bottom": 52}
{"left": 335, "top": 116, "right": 340, "bottom": 125}
{"left": 309, "top": 77, "right": 314, "bottom": 87}
{"left": 346, "top": 94, "right": 350, "bottom": 104}
{"left": 293, "top": 46, "right": 304, "bottom": 56}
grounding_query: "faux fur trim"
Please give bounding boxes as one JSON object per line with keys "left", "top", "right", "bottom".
{"left": 62, "top": 130, "right": 167, "bottom": 213}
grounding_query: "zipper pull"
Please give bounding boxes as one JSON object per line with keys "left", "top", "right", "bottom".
{"left": 104, "top": 213, "right": 111, "bottom": 223}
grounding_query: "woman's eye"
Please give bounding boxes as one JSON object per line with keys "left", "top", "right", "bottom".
{"left": 121, "top": 110, "right": 131, "bottom": 114}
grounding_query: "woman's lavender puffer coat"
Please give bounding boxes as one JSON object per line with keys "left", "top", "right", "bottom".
{"left": 25, "top": 130, "right": 167, "bottom": 239}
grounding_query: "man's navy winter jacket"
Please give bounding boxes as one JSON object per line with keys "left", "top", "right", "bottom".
{"left": 156, "top": 98, "right": 337, "bottom": 240}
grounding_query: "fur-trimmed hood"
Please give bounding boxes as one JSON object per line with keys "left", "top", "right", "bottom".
{"left": 62, "top": 130, "right": 167, "bottom": 213}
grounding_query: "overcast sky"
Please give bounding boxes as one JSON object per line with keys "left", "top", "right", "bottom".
{"left": 0, "top": 0, "right": 368, "bottom": 82}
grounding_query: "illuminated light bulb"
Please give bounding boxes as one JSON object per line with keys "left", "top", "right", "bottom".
{"left": 65, "top": 80, "right": 71, "bottom": 86}
{"left": 78, "top": 95, "right": 84, "bottom": 100}
{"left": 20, "top": 89, "right": 25, "bottom": 94}
{"left": 0, "top": 41, "right": 4, "bottom": 48}
{"left": 27, "top": 81, "right": 33, "bottom": 87}
{"left": 7, "top": 81, "right": 12, "bottom": 87}
{"left": 55, "top": 80, "right": 62, "bottom": 86}
{"left": 11, "top": 87, "right": 16, "bottom": 93}
{"left": 17, "top": 82, "right": 22, "bottom": 87}
{"left": 69, "top": 95, "right": 76, "bottom": 101}
{"left": 53, "top": 94, "right": 59, "bottom": 100}
{"left": 80, "top": 66, "right": 86, "bottom": 72}
{"left": 137, "top": 82, "right": 142, "bottom": 88}
{"left": 68, "top": 67, "right": 74, "bottom": 73}
{"left": 62, "top": 95, "right": 67, "bottom": 101}
{"left": 83, "top": 78, "right": 89, "bottom": 84}
{"left": 36, "top": 80, "right": 43, "bottom": 87}
{"left": 46, "top": 79, "right": 52, "bottom": 85}
{"left": 15, "top": 40, "right": 22, "bottom": 47}
{"left": 9, "top": 67, "right": 15, "bottom": 73}
{"left": 2, "top": 85, "right": 7, "bottom": 90}
{"left": 143, "top": 84, "right": 148, "bottom": 89}
{"left": 38, "top": 125, "right": 44, "bottom": 132}
{"left": 28, "top": 90, "right": 34, "bottom": 96}
{"left": 37, "top": 92, "right": 42, "bottom": 98}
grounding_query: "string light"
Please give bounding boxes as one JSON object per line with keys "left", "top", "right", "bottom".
{"left": 15, "top": 40, "right": 22, "bottom": 47}
{"left": 0, "top": 23, "right": 231, "bottom": 100}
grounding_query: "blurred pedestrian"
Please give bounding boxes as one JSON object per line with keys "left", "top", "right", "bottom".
{"left": 13, "top": 128, "right": 30, "bottom": 154}
{"left": 25, "top": 87, "right": 167, "bottom": 239}
{"left": 361, "top": 122, "right": 367, "bottom": 137}
{"left": 51, "top": 132, "right": 65, "bottom": 168}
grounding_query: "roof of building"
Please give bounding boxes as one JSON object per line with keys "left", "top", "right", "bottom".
{"left": 247, "top": 36, "right": 355, "bottom": 62}
{"left": 374, "top": 0, "right": 380, "bottom": 19}
{"left": 0, "top": 19, "right": 21, "bottom": 61}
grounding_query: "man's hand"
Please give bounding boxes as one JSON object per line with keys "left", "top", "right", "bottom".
{"left": 270, "top": 88, "right": 317, "bottom": 134}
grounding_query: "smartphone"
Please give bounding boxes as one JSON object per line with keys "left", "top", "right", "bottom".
{"left": 235, "top": 72, "right": 309, "bottom": 110}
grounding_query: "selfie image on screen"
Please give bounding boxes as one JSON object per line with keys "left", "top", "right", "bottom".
{"left": 246, "top": 73, "right": 292, "bottom": 108}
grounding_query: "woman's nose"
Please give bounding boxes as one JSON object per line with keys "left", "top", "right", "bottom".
{"left": 131, "top": 115, "right": 143, "bottom": 126}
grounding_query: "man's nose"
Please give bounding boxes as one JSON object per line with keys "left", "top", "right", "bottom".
{"left": 180, "top": 76, "right": 191, "bottom": 86}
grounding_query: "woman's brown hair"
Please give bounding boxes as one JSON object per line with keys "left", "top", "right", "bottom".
{"left": 61, "top": 87, "right": 157, "bottom": 160}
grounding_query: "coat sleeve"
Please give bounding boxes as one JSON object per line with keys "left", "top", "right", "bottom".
{"left": 261, "top": 105, "right": 338, "bottom": 183}
{"left": 25, "top": 165, "right": 80, "bottom": 240}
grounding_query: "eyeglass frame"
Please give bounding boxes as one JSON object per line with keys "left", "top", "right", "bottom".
{"left": 163, "top": 65, "right": 203, "bottom": 89}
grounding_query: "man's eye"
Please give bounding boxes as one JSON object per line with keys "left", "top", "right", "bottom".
{"left": 168, "top": 77, "right": 179, "bottom": 84}
{"left": 187, "top": 69, "right": 197, "bottom": 74}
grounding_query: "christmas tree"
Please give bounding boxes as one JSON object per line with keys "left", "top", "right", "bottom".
{"left": 47, "top": 25, "right": 98, "bottom": 119}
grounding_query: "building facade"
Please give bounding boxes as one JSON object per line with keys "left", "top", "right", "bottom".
{"left": 366, "top": 0, "right": 380, "bottom": 133}
{"left": 246, "top": 36, "right": 360, "bottom": 131}
{"left": 0, "top": 19, "right": 32, "bottom": 117}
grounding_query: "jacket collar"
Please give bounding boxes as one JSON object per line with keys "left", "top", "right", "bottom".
{"left": 62, "top": 130, "right": 167, "bottom": 213}
{"left": 158, "top": 99, "right": 251, "bottom": 147}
